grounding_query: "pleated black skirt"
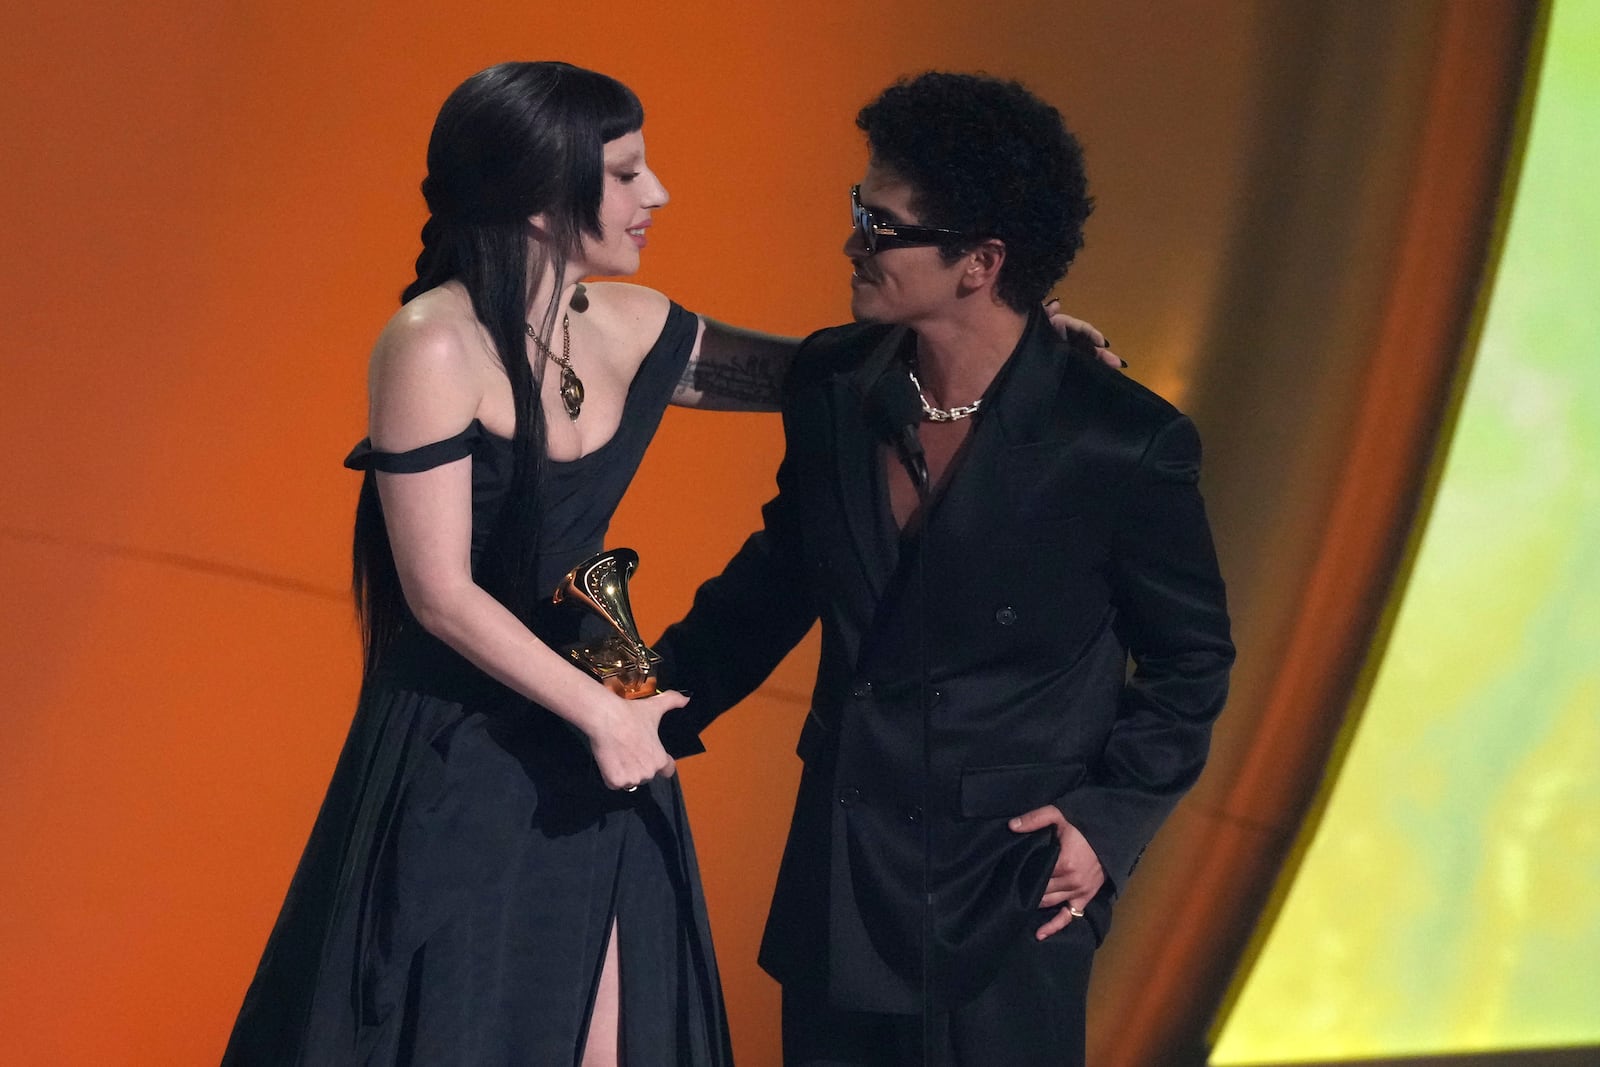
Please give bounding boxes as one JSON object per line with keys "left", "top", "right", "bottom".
{"left": 223, "top": 681, "right": 731, "bottom": 1066}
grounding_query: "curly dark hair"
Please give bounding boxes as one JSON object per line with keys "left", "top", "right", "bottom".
{"left": 857, "top": 72, "right": 1092, "bottom": 313}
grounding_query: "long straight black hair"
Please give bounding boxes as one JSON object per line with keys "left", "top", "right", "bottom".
{"left": 353, "top": 62, "right": 645, "bottom": 673}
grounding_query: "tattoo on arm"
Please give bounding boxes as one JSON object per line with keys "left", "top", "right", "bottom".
{"left": 679, "top": 352, "right": 785, "bottom": 408}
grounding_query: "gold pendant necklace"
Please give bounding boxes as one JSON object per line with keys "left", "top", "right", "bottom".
{"left": 526, "top": 314, "right": 583, "bottom": 420}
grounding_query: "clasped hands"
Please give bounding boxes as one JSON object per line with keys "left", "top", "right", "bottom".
{"left": 1009, "top": 804, "right": 1106, "bottom": 940}
{"left": 584, "top": 689, "right": 686, "bottom": 793}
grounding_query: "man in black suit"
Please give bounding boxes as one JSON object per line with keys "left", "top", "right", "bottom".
{"left": 659, "top": 72, "right": 1234, "bottom": 1065}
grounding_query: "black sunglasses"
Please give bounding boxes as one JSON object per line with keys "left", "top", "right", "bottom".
{"left": 851, "top": 185, "right": 979, "bottom": 255}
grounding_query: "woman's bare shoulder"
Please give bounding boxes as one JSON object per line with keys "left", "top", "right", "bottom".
{"left": 373, "top": 285, "right": 484, "bottom": 369}
{"left": 583, "top": 282, "right": 672, "bottom": 338}
{"left": 571, "top": 282, "right": 675, "bottom": 382}
{"left": 368, "top": 284, "right": 489, "bottom": 449}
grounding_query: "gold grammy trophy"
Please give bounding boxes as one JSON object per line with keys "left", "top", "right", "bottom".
{"left": 552, "top": 548, "right": 662, "bottom": 699}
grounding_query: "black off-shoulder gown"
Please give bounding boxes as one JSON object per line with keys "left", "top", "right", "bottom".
{"left": 223, "top": 304, "right": 731, "bottom": 1066}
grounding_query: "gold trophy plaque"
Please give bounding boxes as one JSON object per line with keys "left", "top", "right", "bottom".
{"left": 552, "top": 548, "right": 662, "bottom": 699}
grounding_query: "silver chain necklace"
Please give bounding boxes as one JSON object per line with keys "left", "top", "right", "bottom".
{"left": 906, "top": 366, "right": 982, "bottom": 422}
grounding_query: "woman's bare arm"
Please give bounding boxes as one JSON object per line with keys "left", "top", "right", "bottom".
{"left": 672, "top": 318, "right": 798, "bottom": 412}
{"left": 367, "top": 296, "right": 681, "bottom": 791}
{"left": 669, "top": 303, "right": 1121, "bottom": 414}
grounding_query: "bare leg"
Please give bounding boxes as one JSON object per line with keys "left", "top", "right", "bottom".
{"left": 580, "top": 919, "right": 622, "bottom": 1067}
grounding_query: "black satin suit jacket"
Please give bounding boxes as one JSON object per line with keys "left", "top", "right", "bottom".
{"left": 657, "top": 310, "right": 1234, "bottom": 1013}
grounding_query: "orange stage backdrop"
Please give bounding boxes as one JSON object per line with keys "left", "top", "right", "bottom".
{"left": 0, "top": 2, "right": 1535, "bottom": 1064}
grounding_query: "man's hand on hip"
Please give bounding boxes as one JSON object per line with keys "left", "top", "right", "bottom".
{"left": 1009, "top": 804, "right": 1106, "bottom": 940}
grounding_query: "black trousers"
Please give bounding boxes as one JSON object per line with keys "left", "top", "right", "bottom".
{"left": 780, "top": 915, "right": 1097, "bottom": 1067}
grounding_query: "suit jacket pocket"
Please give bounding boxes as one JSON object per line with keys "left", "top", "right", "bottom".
{"left": 959, "top": 759, "right": 1087, "bottom": 819}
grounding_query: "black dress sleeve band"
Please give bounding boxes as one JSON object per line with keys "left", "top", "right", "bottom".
{"left": 343, "top": 420, "right": 487, "bottom": 473}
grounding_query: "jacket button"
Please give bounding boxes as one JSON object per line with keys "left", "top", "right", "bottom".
{"left": 905, "top": 805, "right": 922, "bottom": 823}
{"left": 851, "top": 680, "right": 872, "bottom": 699}
{"left": 995, "top": 606, "right": 1018, "bottom": 626}
{"left": 929, "top": 689, "right": 943, "bottom": 706}
{"left": 838, "top": 787, "right": 859, "bottom": 807}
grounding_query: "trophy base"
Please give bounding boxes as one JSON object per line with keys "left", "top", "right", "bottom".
{"left": 596, "top": 674, "right": 660, "bottom": 700}
{"left": 566, "top": 635, "right": 662, "bottom": 700}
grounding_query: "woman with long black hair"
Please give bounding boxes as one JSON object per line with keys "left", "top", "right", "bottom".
{"left": 222, "top": 61, "right": 785, "bottom": 1066}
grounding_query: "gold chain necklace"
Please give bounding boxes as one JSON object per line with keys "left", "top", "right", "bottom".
{"left": 525, "top": 314, "right": 583, "bottom": 420}
{"left": 906, "top": 366, "right": 982, "bottom": 422}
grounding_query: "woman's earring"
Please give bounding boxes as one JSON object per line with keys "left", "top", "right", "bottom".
{"left": 570, "top": 282, "right": 589, "bottom": 313}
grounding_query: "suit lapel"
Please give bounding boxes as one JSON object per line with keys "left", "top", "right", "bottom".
{"left": 985, "top": 310, "right": 1076, "bottom": 448}
{"left": 826, "top": 327, "right": 912, "bottom": 602}
{"left": 902, "top": 310, "right": 1069, "bottom": 556}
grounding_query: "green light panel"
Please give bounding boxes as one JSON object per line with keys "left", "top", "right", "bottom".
{"left": 1213, "top": 0, "right": 1600, "bottom": 1060}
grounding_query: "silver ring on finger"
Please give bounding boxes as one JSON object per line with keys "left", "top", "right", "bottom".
{"left": 624, "top": 784, "right": 639, "bottom": 793}
{"left": 1068, "top": 904, "right": 1085, "bottom": 918}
